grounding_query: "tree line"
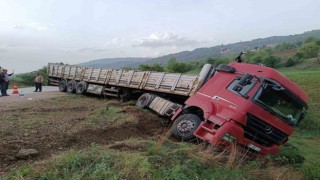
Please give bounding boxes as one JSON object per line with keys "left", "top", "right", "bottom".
{"left": 138, "top": 36, "right": 320, "bottom": 73}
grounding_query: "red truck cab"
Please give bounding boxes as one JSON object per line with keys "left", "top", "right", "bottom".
{"left": 171, "top": 62, "right": 308, "bottom": 157}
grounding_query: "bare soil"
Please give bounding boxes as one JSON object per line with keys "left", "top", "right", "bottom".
{"left": 0, "top": 92, "right": 169, "bottom": 176}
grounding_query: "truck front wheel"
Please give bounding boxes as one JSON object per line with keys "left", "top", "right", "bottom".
{"left": 171, "top": 114, "right": 201, "bottom": 141}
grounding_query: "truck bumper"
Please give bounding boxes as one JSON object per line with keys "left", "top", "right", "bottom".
{"left": 194, "top": 120, "right": 280, "bottom": 157}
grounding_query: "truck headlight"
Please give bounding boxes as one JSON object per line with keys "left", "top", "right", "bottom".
{"left": 222, "top": 133, "right": 236, "bottom": 143}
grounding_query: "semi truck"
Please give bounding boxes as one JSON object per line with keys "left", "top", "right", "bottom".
{"left": 47, "top": 61, "right": 308, "bottom": 157}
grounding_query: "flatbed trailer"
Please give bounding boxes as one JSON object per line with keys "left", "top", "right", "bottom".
{"left": 47, "top": 63, "right": 214, "bottom": 98}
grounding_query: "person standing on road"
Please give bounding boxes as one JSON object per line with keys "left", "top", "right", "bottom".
{"left": 3, "top": 69, "right": 14, "bottom": 92}
{"left": 34, "top": 73, "right": 44, "bottom": 92}
{"left": 0, "top": 68, "right": 9, "bottom": 96}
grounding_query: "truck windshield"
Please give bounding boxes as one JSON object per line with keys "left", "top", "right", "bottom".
{"left": 254, "top": 80, "right": 307, "bottom": 126}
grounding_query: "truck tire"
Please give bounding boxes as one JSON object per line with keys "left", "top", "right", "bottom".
{"left": 67, "top": 80, "right": 77, "bottom": 93}
{"left": 171, "top": 114, "right": 201, "bottom": 141}
{"left": 136, "top": 93, "right": 155, "bottom": 108}
{"left": 76, "top": 81, "right": 88, "bottom": 95}
{"left": 118, "top": 88, "right": 131, "bottom": 102}
{"left": 59, "top": 79, "right": 67, "bottom": 92}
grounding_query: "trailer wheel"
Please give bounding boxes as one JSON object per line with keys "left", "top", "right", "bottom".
{"left": 76, "top": 81, "right": 88, "bottom": 95}
{"left": 59, "top": 79, "right": 67, "bottom": 92}
{"left": 67, "top": 80, "right": 77, "bottom": 93}
{"left": 171, "top": 114, "right": 201, "bottom": 141}
{"left": 136, "top": 93, "right": 154, "bottom": 108}
{"left": 118, "top": 89, "right": 131, "bottom": 102}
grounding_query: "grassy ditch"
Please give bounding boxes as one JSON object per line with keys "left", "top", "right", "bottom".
{"left": 6, "top": 140, "right": 305, "bottom": 180}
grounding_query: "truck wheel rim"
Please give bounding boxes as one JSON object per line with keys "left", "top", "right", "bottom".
{"left": 177, "top": 119, "right": 195, "bottom": 134}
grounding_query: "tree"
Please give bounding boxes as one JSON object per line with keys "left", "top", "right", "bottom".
{"left": 166, "top": 58, "right": 190, "bottom": 73}
{"left": 138, "top": 64, "right": 152, "bottom": 71}
{"left": 274, "top": 42, "right": 296, "bottom": 51}
{"left": 263, "top": 55, "right": 281, "bottom": 68}
{"left": 151, "top": 64, "right": 165, "bottom": 72}
{"left": 251, "top": 51, "right": 268, "bottom": 64}
{"left": 298, "top": 42, "right": 320, "bottom": 59}
{"left": 206, "top": 57, "right": 229, "bottom": 66}
{"left": 285, "top": 57, "right": 296, "bottom": 67}
{"left": 296, "top": 40, "right": 303, "bottom": 47}
{"left": 304, "top": 36, "right": 318, "bottom": 44}
{"left": 138, "top": 64, "right": 164, "bottom": 72}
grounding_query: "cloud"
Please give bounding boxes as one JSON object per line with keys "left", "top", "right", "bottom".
{"left": 0, "top": 48, "right": 7, "bottom": 53}
{"left": 132, "top": 32, "right": 206, "bottom": 48}
{"left": 14, "top": 22, "right": 50, "bottom": 31}
{"left": 78, "top": 37, "right": 127, "bottom": 53}
{"left": 78, "top": 47, "right": 109, "bottom": 52}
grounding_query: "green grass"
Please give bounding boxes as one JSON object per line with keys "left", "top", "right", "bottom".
{"left": 11, "top": 141, "right": 254, "bottom": 180}
{"left": 278, "top": 58, "right": 320, "bottom": 179}
{"left": 279, "top": 63, "right": 320, "bottom": 134}
{"left": 6, "top": 166, "right": 32, "bottom": 180}
{"left": 86, "top": 100, "right": 137, "bottom": 126}
{"left": 12, "top": 138, "right": 312, "bottom": 179}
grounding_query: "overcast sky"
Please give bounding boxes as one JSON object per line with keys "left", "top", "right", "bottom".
{"left": 0, "top": 0, "right": 319, "bottom": 73}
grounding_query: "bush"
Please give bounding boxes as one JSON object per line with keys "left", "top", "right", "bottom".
{"left": 263, "top": 55, "right": 281, "bottom": 68}
{"left": 272, "top": 143, "right": 304, "bottom": 167}
{"left": 285, "top": 57, "right": 297, "bottom": 67}
{"left": 299, "top": 42, "right": 320, "bottom": 59}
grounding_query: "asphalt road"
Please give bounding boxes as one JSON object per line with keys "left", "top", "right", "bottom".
{"left": 0, "top": 86, "right": 66, "bottom": 109}
{"left": 7, "top": 86, "right": 59, "bottom": 95}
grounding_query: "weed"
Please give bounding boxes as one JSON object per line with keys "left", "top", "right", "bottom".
{"left": 6, "top": 166, "right": 32, "bottom": 180}
{"left": 32, "top": 143, "right": 153, "bottom": 179}
{"left": 0, "top": 129, "right": 13, "bottom": 137}
{"left": 302, "top": 162, "right": 320, "bottom": 179}
{"left": 148, "top": 139, "right": 248, "bottom": 179}
{"left": 24, "top": 121, "right": 39, "bottom": 131}
{"left": 272, "top": 143, "right": 305, "bottom": 167}
{"left": 0, "top": 113, "right": 19, "bottom": 122}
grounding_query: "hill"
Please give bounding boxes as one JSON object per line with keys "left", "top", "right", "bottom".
{"left": 142, "top": 29, "right": 320, "bottom": 65}
{"left": 78, "top": 30, "right": 320, "bottom": 69}
{"left": 77, "top": 57, "right": 150, "bottom": 69}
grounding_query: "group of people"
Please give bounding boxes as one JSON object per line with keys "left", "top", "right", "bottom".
{"left": 0, "top": 66, "right": 44, "bottom": 96}
{"left": 0, "top": 67, "right": 14, "bottom": 97}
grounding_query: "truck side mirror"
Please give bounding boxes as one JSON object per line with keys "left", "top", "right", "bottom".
{"left": 232, "top": 74, "right": 253, "bottom": 92}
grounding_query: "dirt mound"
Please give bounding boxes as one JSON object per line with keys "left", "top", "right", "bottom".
{"left": 0, "top": 96, "right": 169, "bottom": 175}
{"left": 68, "top": 119, "right": 167, "bottom": 148}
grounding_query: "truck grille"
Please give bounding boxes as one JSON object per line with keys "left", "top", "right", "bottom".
{"left": 243, "top": 114, "right": 288, "bottom": 147}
